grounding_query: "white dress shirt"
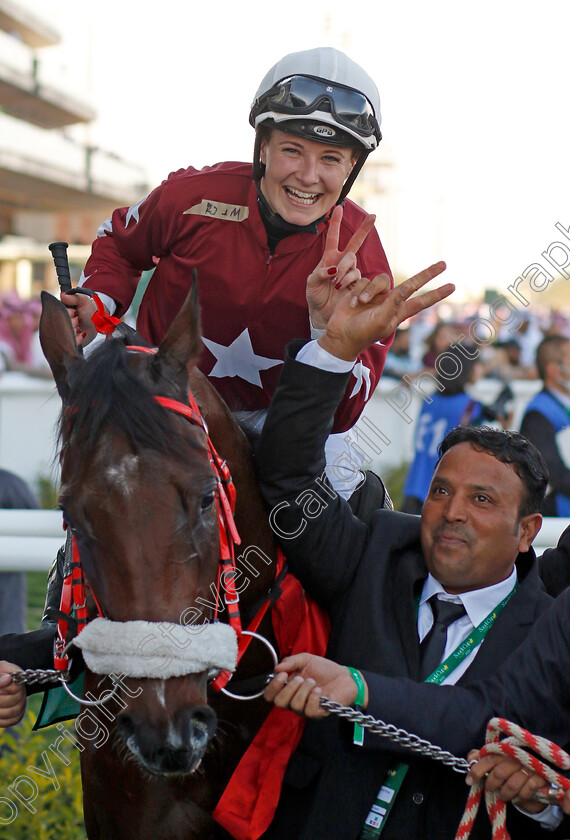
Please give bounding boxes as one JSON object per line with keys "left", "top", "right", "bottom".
{"left": 417, "top": 569, "right": 517, "bottom": 685}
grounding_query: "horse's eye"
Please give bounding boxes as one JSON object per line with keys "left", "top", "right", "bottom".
{"left": 200, "top": 492, "right": 216, "bottom": 512}
{"left": 60, "top": 507, "right": 74, "bottom": 532}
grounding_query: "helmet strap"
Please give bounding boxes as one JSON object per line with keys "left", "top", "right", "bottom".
{"left": 252, "top": 131, "right": 265, "bottom": 183}
{"left": 337, "top": 149, "right": 369, "bottom": 203}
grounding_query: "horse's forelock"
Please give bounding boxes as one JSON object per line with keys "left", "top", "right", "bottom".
{"left": 59, "top": 339, "right": 198, "bottom": 458}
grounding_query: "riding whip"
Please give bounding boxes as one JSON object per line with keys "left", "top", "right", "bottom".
{"left": 48, "top": 241, "right": 72, "bottom": 293}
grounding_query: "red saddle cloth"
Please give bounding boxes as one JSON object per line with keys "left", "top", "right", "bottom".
{"left": 213, "top": 567, "right": 330, "bottom": 840}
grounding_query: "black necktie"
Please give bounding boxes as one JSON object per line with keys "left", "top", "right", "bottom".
{"left": 419, "top": 596, "right": 467, "bottom": 680}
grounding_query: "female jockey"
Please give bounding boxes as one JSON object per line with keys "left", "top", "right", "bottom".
{"left": 62, "top": 46, "right": 394, "bottom": 515}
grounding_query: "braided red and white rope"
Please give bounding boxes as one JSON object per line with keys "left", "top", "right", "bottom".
{"left": 456, "top": 717, "right": 570, "bottom": 839}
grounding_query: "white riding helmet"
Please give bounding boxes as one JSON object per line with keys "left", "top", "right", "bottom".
{"left": 250, "top": 47, "right": 382, "bottom": 199}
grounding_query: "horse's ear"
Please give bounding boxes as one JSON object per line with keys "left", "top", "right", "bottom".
{"left": 39, "top": 291, "right": 82, "bottom": 399}
{"left": 153, "top": 271, "right": 202, "bottom": 382}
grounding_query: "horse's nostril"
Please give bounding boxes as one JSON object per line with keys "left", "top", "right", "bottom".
{"left": 116, "top": 713, "right": 135, "bottom": 741}
{"left": 192, "top": 705, "right": 217, "bottom": 738}
{"left": 117, "top": 704, "right": 217, "bottom": 775}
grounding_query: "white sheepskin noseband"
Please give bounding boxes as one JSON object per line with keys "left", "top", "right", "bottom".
{"left": 73, "top": 618, "right": 238, "bottom": 679}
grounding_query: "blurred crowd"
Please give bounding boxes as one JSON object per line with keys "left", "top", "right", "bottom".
{"left": 0, "top": 291, "right": 49, "bottom": 377}
{"left": 2, "top": 290, "right": 568, "bottom": 385}
{"left": 383, "top": 302, "right": 570, "bottom": 518}
{"left": 383, "top": 303, "right": 570, "bottom": 384}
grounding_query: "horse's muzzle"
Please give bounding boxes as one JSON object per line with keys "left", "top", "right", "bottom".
{"left": 116, "top": 704, "right": 218, "bottom": 775}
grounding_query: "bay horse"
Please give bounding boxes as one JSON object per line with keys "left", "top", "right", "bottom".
{"left": 39, "top": 288, "right": 292, "bottom": 840}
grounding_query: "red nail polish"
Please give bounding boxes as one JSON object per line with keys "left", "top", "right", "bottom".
{"left": 327, "top": 266, "right": 338, "bottom": 276}
{"left": 335, "top": 281, "right": 342, "bottom": 290}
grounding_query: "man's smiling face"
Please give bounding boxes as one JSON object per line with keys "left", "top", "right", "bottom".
{"left": 420, "top": 442, "right": 538, "bottom": 593}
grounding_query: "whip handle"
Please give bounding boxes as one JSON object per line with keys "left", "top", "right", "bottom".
{"left": 48, "top": 241, "right": 72, "bottom": 293}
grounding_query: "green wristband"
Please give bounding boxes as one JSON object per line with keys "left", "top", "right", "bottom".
{"left": 346, "top": 667, "right": 365, "bottom": 746}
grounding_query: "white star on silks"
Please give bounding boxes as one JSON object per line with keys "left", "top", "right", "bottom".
{"left": 202, "top": 329, "right": 283, "bottom": 388}
{"left": 350, "top": 361, "right": 372, "bottom": 400}
{"left": 125, "top": 194, "right": 150, "bottom": 227}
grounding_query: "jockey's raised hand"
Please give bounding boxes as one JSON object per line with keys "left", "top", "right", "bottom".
{"left": 60, "top": 291, "right": 99, "bottom": 347}
{"left": 306, "top": 206, "right": 389, "bottom": 330}
{"left": 0, "top": 662, "right": 26, "bottom": 727}
{"left": 320, "top": 261, "right": 454, "bottom": 361}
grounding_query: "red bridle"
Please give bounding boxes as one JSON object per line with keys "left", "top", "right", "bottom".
{"left": 54, "top": 343, "right": 274, "bottom": 693}
{"left": 152, "top": 390, "right": 244, "bottom": 691}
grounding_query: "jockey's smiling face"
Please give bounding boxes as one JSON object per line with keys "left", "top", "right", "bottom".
{"left": 259, "top": 130, "right": 356, "bottom": 226}
{"left": 420, "top": 443, "right": 541, "bottom": 594}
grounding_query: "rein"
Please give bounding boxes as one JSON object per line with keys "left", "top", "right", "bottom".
{"left": 50, "top": 344, "right": 280, "bottom": 704}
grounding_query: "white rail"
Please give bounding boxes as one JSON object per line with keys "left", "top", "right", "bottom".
{"left": 0, "top": 509, "right": 62, "bottom": 536}
{"left": 0, "top": 510, "right": 568, "bottom": 572}
{"left": 0, "top": 509, "right": 63, "bottom": 571}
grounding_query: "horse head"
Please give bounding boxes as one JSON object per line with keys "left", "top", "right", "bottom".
{"left": 39, "top": 288, "right": 237, "bottom": 776}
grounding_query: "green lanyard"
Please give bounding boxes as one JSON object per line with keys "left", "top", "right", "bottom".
{"left": 359, "top": 583, "right": 518, "bottom": 839}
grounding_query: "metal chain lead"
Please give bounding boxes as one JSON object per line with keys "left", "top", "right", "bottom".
{"left": 11, "top": 669, "right": 69, "bottom": 686}
{"left": 5, "top": 675, "right": 533, "bottom": 785}
{"left": 319, "top": 697, "right": 471, "bottom": 774}
{"left": 9, "top": 672, "right": 556, "bottom": 803}
{"left": 5, "top": 670, "right": 471, "bottom": 774}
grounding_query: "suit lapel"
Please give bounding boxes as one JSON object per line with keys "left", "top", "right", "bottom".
{"left": 392, "top": 549, "right": 427, "bottom": 677}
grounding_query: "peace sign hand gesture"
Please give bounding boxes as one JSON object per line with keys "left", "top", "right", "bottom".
{"left": 320, "top": 261, "right": 454, "bottom": 361}
{"left": 307, "top": 205, "right": 389, "bottom": 330}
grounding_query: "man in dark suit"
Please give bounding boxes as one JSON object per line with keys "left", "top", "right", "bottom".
{"left": 257, "top": 272, "right": 559, "bottom": 838}
{"left": 520, "top": 335, "right": 570, "bottom": 522}
{"left": 272, "top": 573, "right": 570, "bottom": 833}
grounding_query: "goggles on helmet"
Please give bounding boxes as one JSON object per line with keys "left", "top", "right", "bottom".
{"left": 261, "top": 75, "right": 381, "bottom": 143}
